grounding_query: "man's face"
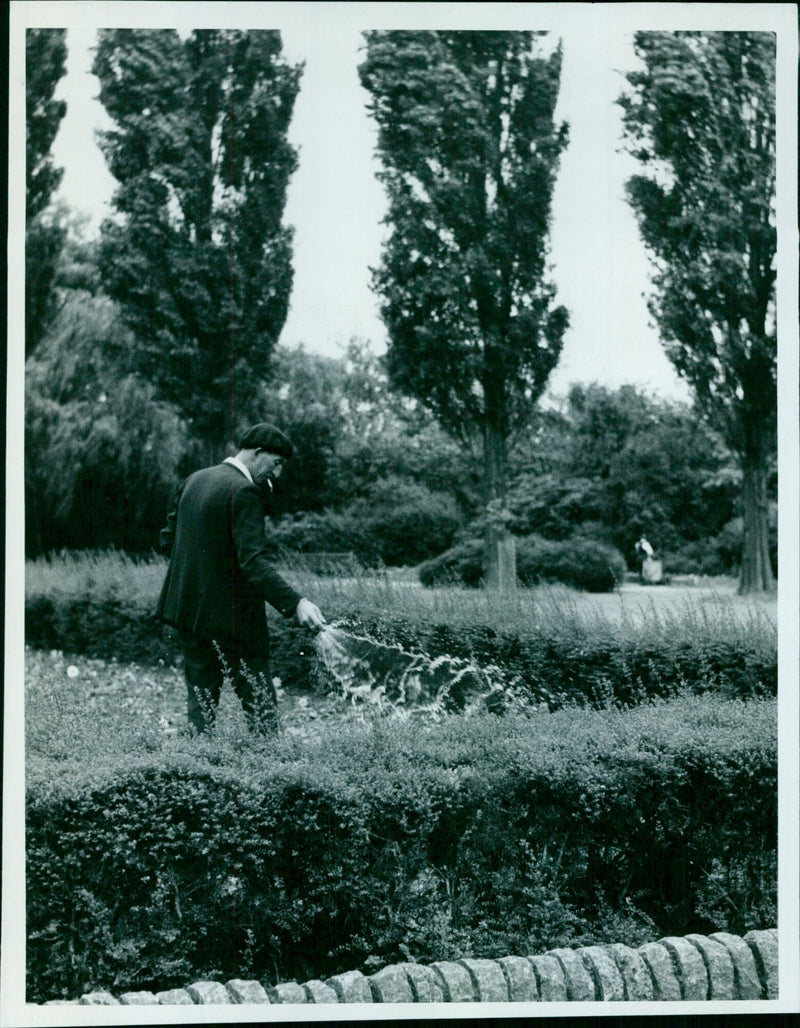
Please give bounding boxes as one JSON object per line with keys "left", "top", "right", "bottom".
{"left": 251, "top": 449, "right": 285, "bottom": 488}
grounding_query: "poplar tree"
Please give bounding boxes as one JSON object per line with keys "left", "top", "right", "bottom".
{"left": 26, "top": 28, "right": 67, "bottom": 355}
{"left": 359, "top": 31, "right": 569, "bottom": 586}
{"left": 93, "top": 29, "right": 302, "bottom": 456}
{"left": 619, "top": 31, "right": 776, "bottom": 593}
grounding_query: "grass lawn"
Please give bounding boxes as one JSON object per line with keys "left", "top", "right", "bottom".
{"left": 578, "top": 578, "right": 777, "bottom": 626}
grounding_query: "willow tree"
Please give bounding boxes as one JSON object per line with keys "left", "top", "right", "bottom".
{"left": 619, "top": 31, "right": 776, "bottom": 593}
{"left": 93, "top": 29, "right": 301, "bottom": 457}
{"left": 359, "top": 31, "right": 569, "bottom": 587}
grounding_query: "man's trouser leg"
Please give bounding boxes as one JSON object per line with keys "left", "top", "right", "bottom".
{"left": 179, "top": 632, "right": 224, "bottom": 733}
{"left": 179, "top": 631, "right": 277, "bottom": 734}
{"left": 230, "top": 650, "right": 278, "bottom": 734}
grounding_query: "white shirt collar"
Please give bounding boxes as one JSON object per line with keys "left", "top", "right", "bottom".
{"left": 223, "top": 456, "right": 254, "bottom": 485}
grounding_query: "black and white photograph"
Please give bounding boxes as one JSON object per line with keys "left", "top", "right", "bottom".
{"left": 3, "top": 1, "right": 799, "bottom": 1023}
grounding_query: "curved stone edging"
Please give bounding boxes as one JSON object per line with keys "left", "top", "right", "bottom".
{"left": 45, "top": 928, "right": 778, "bottom": 1005}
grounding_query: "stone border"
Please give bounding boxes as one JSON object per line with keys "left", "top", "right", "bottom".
{"left": 44, "top": 928, "right": 778, "bottom": 1005}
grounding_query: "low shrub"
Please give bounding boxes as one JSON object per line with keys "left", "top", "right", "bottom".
{"left": 516, "top": 536, "right": 627, "bottom": 592}
{"left": 264, "top": 508, "right": 382, "bottom": 566}
{"left": 420, "top": 534, "right": 628, "bottom": 592}
{"left": 661, "top": 540, "right": 728, "bottom": 577}
{"left": 26, "top": 694, "right": 776, "bottom": 1002}
{"left": 25, "top": 551, "right": 178, "bottom": 665}
{"left": 25, "top": 592, "right": 177, "bottom": 667}
{"left": 418, "top": 539, "right": 484, "bottom": 588}
{"left": 360, "top": 477, "right": 464, "bottom": 567}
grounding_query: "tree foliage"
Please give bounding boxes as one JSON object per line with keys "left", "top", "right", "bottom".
{"left": 256, "top": 345, "right": 348, "bottom": 514}
{"left": 92, "top": 29, "right": 302, "bottom": 453}
{"left": 26, "top": 28, "right": 68, "bottom": 354}
{"left": 358, "top": 30, "right": 569, "bottom": 584}
{"left": 618, "top": 31, "right": 776, "bottom": 592}
{"left": 26, "top": 28, "right": 67, "bottom": 222}
{"left": 507, "top": 384, "right": 740, "bottom": 567}
{"left": 257, "top": 338, "right": 480, "bottom": 517}
{"left": 26, "top": 293, "right": 189, "bottom": 555}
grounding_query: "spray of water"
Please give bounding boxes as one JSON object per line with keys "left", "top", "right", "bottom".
{"left": 312, "top": 624, "right": 516, "bottom": 719}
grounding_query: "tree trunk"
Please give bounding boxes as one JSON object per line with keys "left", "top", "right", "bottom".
{"left": 738, "top": 419, "right": 775, "bottom": 595}
{"left": 482, "top": 419, "right": 516, "bottom": 591}
{"left": 198, "top": 434, "right": 233, "bottom": 469}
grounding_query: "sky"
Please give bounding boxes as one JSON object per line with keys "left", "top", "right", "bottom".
{"left": 40, "top": 4, "right": 700, "bottom": 401}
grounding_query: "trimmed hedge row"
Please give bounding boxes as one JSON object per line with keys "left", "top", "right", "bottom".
{"left": 25, "top": 593, "right": 178, "bottom": 666}
{"left": 331, "top": 609, "right": 776, "bottom": 710}
{"left": 26, "top": 696, "right": 777, "bottom": 1003}
{"left": 24, "top": 589, "right": 776, "bottom": 710}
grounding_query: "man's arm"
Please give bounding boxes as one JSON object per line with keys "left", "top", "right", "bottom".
{"left": 231, "top": 485, "right": 306, "bottom": 617}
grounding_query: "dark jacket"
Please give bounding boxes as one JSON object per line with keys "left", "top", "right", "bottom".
{"left": 156, "top": 462, "right": 301, "bottom": 653}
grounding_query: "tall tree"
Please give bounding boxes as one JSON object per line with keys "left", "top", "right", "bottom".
{"left": 619, "top": 31, "right": 776, "bottom": 593}
{"left": 26, "top": 28, "right": 68, "bottom": 355}
{"left": 359, "top": 31, "right": 569, "bottom": 587}
{"left": 93, "top": 29, "right": 302, "bottom": 457}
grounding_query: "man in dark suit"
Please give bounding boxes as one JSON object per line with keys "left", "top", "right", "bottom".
{"left": 157, "top": 423, "right": 327, "bottom": 733}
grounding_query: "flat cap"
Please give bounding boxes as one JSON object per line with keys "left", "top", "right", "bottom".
{"left": 237, "top": 423, "right": 294, "bottom": 459}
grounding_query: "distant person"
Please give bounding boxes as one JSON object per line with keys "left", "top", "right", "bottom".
{"left": 156, "top": 423, "right": 327, "bottom": 734}
{"left": 635, "top": 535, "right": 658, "bottom": 583}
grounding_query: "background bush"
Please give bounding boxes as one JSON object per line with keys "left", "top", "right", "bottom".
{"left": 417, "top": 539, "right": 485, "bottom": 588}
{"left": 713, "top": 505, "right": 778, "bottom": 576}
{"left": 515, "top": 535, "right": 627, "bottom": 592}
{"left": 505, "top": 384, "right": 745, "bottom": 569}
{"left": 357, "top": 477, "right": 464, "bottom": 567}
{"left": 263, "top": 509, "right": 380, "bottom": 566}
{"left": 265, "top": 478, "right": 464, "bottom": 569}
{"left": 26, "top": 694, "right": 776, "bottom": 1002}
{"left": 419, "top": 534, "right": 627, "bottom": 592}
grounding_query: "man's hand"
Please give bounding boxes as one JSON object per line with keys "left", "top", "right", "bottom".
{"left": 295, "top": 597, "right": 327, "bottom": 632}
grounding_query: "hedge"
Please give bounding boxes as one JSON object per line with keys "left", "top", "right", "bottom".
{"left": 25, "top": 580, "right": 776, "bottom": 711}
{"left": 25, "top": 593, "right": 178, "bottom": 666}
{"left": 26, "top": 695, "right": 776, "bottom": 1002}
{"left": 329, "top": 607, "right": 776, "bottom": 711}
